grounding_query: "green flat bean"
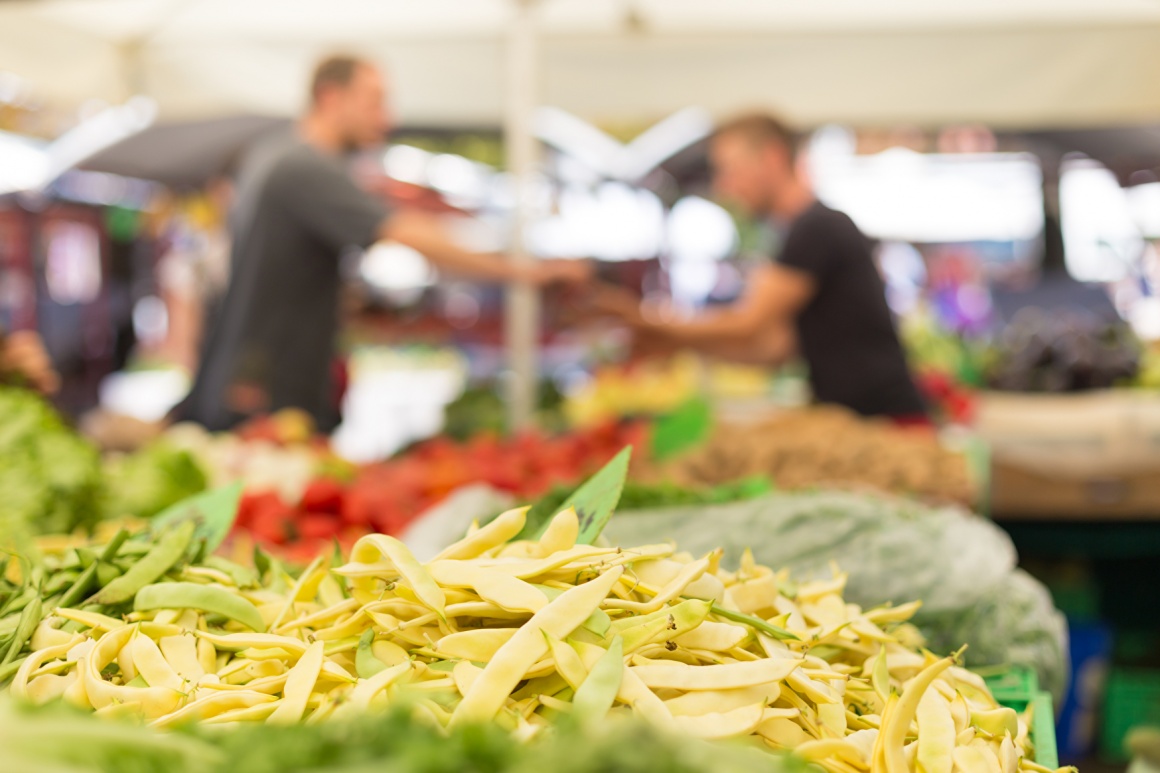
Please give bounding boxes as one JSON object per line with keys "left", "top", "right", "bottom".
{"left": 134, "top": 582, "right": 266, "bottom": 632}
{"left": 1, "top": 597, "right": 41, "bottom": 667}
{"left": 98, "top": 529, "right": 131, "bottom": 562}
{"left": 202, "top": 556, "right": 259, "bottom": 589}
{"left": 44, "top": 571, "right": 79, "bottom": 597}
{"left": 572, "top": 635, "right": 623, "bottom": 726}
{"left": 58, "top": 562, "right": 99, "bottom": 609}
{"left": 96, "top": 563, "right": 121, "bottom": 588}
{"left": 77, "top": 548, "right": 97, "bottom": 570}
{"left": 91, "top": 521, "right": 195, "bottom": 606}
{"left": 356, "top": 629, "right": 387, "bottom": 679}
{"left": 707, "top": 603, "right": 799, "bottom": 641}
{"left": 0, "top": 654, "right": 27, "bottom": 683}
{"left": 0, "top": 587, "right": 36, "bottom": 618}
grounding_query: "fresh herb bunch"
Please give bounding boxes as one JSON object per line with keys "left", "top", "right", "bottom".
{"left": 0, "top": 387, "right": 102, "bottom": 538}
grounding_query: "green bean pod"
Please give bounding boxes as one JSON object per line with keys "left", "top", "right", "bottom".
{"left": 91, "top": 520, "right": 196, "bottom": 606}
{"left": 134, "top": 582, "right": 266, "bottom": 632}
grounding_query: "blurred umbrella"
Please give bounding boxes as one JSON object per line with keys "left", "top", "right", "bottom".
{"left": 76, "top": 114, "right": 290, "bottom": 188}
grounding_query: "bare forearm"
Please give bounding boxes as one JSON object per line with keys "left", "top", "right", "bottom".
{"left": 383, "top": 212, "right": 525, "bottom": 283}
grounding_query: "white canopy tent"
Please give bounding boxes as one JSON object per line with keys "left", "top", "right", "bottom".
{"left": 5, "top": 0, "right": 1160, "bottom": 429}
{"left": 3, "top": 0, "right": 1160, "bottom": 129}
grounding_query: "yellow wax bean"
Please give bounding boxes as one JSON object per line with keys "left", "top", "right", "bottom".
{"left": 631, "top": 656, "right": 802, "bottom": 691}
{"left": 346, "top": 661, "right": 412, "bottom": 711}
{"left": 453, "top": 660, "right": 484, "bottom": 697}
{"left": 371, "top": 639, "right": 409, "bottom": 667}
{"left": 150, "top": 690, "right": 277, "bottom": 729}
{"left": 26, "top": 672, "right": 78, "bottom": 703}
{"left": 197, "top": 635, "right": 217, "bottom": 675}
{"left": 427, "top": 562, "right": 548, "bottom": 614}
{"left": 545, "top": 632, "right": 588, "bottom": 690}
{"left": 726, "top": 575, "right": 780, "bottom": 616}
{"left": 436, "top": 628, "right": 519, "bottom": 661}
{"left": 470, "top": 546, "right": 621, "bottom": 579}
{"left": 605, "top": 557, "right": 709, "bottom": 614}
{"left": 11, "top": 635, "right": 83, "bottom": 702}
{"left": 864, "top": 601, "right": 923, "bottom": 625}
{"left": 31, "top": 619, "right": 75, "bottom": 651}
{"left": 269, "top": 556, "right": 328, "bottom": 631}
{"left": 200, "top": 701, "right": 282, "bottom": 724}
{"left": 999, "top": 735, "right": 1020, "bottom": 773}
{"left": 194, "top": 630, "right": 308, "bottom": 655}
{"left": 130, "top": 632, "right": 185, "bottom": 691}
{"left": 451, "top": 566, "right": 624, "bottom": 727}
{"left": 918, "top": 689, "right": 956, "bottom": 773}
{"left": 970, "top": 708, "right": 1019, "bottom": 739}
{"left": 953, "top": 745, "right": 998, "bottom": 773}
{"left": 313, "top": 611, "right": 370, "bottom": 642}
{"left": 83, "top": 626, "right": 184, "bottom": 719}
{"left": 54, "top": 608, "right": 126, "bottom": 633}
{"left": 537, "top": 508, "right": 579, "bottom": 556}
{"left": 671, "top": 701, "right": 765, "bottom": 740}
{"left": 274, "top": 598, "right": 358, "bottom": 633}
{"left": 347, "top": 535, "right": 445, "bottom": 618}
{"left": 788, "top": 669, "right": 842, "bottom": 704}
{"left": 616, "top": 662, "right": 674, "bottom": 728}
{"left": 757, "top": 717, "right": 811, "bottom": 748}
{"left": 159, "top": 635, "right": 204, "bottom": 683}
{"left": 443, "top": 602, "right": 528, "bottom": 620}
{"left": 663, "top": 681, "right": 783, "bottom": 717}
{"left": 675, "top": 620, "right": 748, "bottom": 652}
{"left": 434, "top": 507, "right": 528, "bottom": 561}
{"left": 882, "top": 656, "right": 956, "bottom": 773}
{"left": 267, "top": 640, "right": 325, "bottom": 724}
{"left": 795, "top": 739, "right": 870, "bottom": 767}
{"left": 818, "top": 702, "right": 848, "bottom": 737}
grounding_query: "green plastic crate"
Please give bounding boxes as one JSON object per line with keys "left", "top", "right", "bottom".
{"left": 984, "top": 668, "right": 1060, "bottom": 769}
{"left": 1102, "top": 668, "right": 1160, "bottom": 762}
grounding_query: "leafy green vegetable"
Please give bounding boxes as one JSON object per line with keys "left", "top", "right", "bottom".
{"left": 102, "top": 441, "right": 208, "bottom": 520}
{"left": 517, "top": 447, "right": 632, "bottom": 545}
{"left": 150, "top": 483, "right": 244, "bottom": 555}
{"left": 0, "top": 387, "right": 102, "bottom": 539}
{"left": 0, "top": 698, "right": 793, "bottom": 773}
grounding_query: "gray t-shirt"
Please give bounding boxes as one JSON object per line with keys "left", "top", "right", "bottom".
{"left": 183, "top": 132, "right": 387, "bottom": 431}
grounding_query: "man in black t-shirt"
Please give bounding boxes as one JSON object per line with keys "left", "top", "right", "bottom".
{"left": 595, "top": 113, "right": 925, "bottom": 419}
{"left": 182, "top": 55, "right": 585, "bottom": 431}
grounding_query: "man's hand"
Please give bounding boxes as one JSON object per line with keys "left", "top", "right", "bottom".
{"left": 582, "top": 282, "right": 648, "bottom": 325}
{"left": 2, "top": 331, "right": 60, "bottom": 395}
{"left": 523, "top": 258, "right": 594, "bottom": 287}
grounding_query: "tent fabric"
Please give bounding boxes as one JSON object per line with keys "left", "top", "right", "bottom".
{"left": 3, "top": 0, "right": 1160, "bottom": 128}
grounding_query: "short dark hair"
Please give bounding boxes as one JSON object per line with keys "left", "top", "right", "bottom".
{"left": 309, "top": 54, "right": 372, "bottom": 105}
{"left": 714, "top": 113, "right": 800, "bottom": 158}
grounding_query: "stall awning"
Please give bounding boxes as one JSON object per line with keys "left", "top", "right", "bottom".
{"left": 2, "top": 0, "right": 1160, "bottom": 129}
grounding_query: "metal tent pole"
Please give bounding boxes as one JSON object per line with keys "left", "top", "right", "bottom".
{"left": 503, "top": 0, "right": 541, "bottom": 431}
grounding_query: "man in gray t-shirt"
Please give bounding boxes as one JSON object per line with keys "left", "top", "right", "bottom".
{"left": 182, "top": 56, "right": 582, "bottom": 431}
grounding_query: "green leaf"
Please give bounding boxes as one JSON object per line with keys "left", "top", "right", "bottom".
{"left": 650, "top": 397, "right": 712, "bottom": 461}
{"left": 526, "top": 447, "right": 631, "bottom": 545}
{"left": 150, "top": 483, "right": 243, "bottom": 555}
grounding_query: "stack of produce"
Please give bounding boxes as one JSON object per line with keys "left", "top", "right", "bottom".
{"left": 231, "top": 422, "right": 647, "bottom": 555}
{"left": 634, "top": 406, "right": 975, "bottom": 506}
{"left": 988, "top": 308, "right": 1139, "bottom": 393}
{"left": 0, "top": 487, "right": 1064, "bottom": 773}
{"left": 564, "top": 354, "right": 771, "bottom": 427}
{"left": 165, "top": 411, "right": 350, "bottom": 508}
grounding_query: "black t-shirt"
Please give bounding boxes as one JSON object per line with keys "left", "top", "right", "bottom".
{"left": 775, "top": 202, "right": 926, "bottom": 418}
{"left": 182, "top": 133, "right": 388, "bottom": 431}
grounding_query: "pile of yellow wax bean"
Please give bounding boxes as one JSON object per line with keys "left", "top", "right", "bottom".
{"left": 7, "top": 506, "right": 1067, "bottom": 773}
